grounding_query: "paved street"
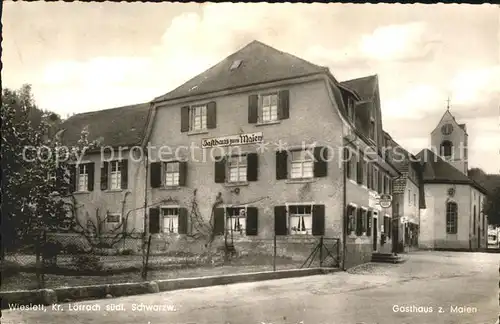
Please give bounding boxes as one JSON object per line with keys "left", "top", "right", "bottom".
{"left": 3, "top": 251, "right": 499, "bottom": 324}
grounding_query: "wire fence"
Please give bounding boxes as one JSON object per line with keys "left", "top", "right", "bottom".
{"left": 1, "top": 231, "right": 340, "bottom": 292}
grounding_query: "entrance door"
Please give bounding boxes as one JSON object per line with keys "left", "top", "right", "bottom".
{"left": 373, "top": 217, "right": 378, "bottom": 251}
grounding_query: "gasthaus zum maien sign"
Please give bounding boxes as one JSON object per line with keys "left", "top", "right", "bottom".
{"left": 201, "top": 132, "right": 263, "bottom": 149}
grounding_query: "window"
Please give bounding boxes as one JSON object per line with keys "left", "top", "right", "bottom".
{"left": 290, "top": 149, "right": 314, "bottom": 179}
{"left": 414, "top": 194, "right": 417, "bottom": 206}
{"left": 110, "top": 161, "right": 122, "bottom": 190}
{"left": 361, "top": 209, "right": 367, "bottom": 235}
{"left": 260, "top": 94, "right": 278, "bottom": 123}
{"left": 345, "top": 148, "right": 357, "bottom": 180}
{"left": 226, "top": 207, "right": 246, "bottom": 235}
{"left": 346, "top": 205, "right": 356, "bottom": 234}
{"left": 228, "top": 155, "right": 247, "bottom": 183}
{"left": 161, "top": 207, "right": 179, "bottom": 234}
{"left": 383, "top": 175, "right": 389, "bottom": 194}
{"left": 441, "top": 140, "right": 453, "bottom": 158}
{"left": 356, "top": 209, "right": 364, "bottom": 236}
{"left": 164, "top": 162, "right": 180, "bottom": 186}
{"left": 408, "top": 189, "right": 411, "bottom": 205}
{"left": 446, "top": 202, "right": 458, "bottom": 234}
{"left": 78, "top": 164, "right": 89, "bottom": 192}
{"left": 289, "top": 205, "right": 312, "bottom": 235}
{"left": 366, "top": 211, "right": 372, "bottom": 237}
{"left": 190, "top": 105, "right": 207, "bottom": 131}
{"left": 106, "top": 213, "right": 121, "bottom": 224}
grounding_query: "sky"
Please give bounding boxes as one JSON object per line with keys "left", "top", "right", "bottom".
{"left": 3, "top": 3, "right": 500, "bottom": 174}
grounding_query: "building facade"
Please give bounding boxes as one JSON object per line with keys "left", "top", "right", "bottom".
{"left": 417, "top": 109, "right": 488, "bottom": 250}
{"left": 59, "top": 41, "right": 400, "bottom": 268}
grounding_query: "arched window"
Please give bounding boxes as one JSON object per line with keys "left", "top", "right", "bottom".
{"left": 441, "top": 140, "right": 453, "bottom": 157}
{"left": 446, "top": 202, "right": 458, "bottom": 234}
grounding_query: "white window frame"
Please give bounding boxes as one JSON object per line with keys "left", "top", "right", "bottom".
{"left": 77, "top": 164, "right": 89, "bottom": 192}
{"left": 289, "top": 149, "right": 314, "bottom": 180}
{"left": 105, "top": 213, "right": 121, "bottom": 224}
{"left": 110, "top": 160, "right": 122, "bottom": 190}
{"left": 164, "top": 161, "right": 180, "bottom": 187}
{"left": 190, "top": 105, "right": 207, "bottom": 131}
{"left": 286, "top": 203, "right": 313, "bottom": 235}
{"left": 225, "top": 205, "right": 247, "bottom": 236}
{"left": 161, "top": 206, "right": 180, "bottom": 234}
{"left": 446, "top": 201, "right": 458, "bottom": 234}
{"left": 259, "top": 93, "right": 278, "bottom": 123}
{"left": 227, "top": 155, "right": 247, "bottom": 183}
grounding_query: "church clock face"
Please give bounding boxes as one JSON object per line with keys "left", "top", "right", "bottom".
{"left": 441, "top": 123, "right": 453, "bottom": 135}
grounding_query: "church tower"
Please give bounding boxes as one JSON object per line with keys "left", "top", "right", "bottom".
{"left": 430, "top": 99, "right": 469, "bottom": 175}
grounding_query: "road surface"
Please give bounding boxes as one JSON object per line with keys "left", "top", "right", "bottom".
{"left": 3, "top": 251, "right": 499, "bottom": 324}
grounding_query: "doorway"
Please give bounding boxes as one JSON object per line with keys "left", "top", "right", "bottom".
{"left": 373, "top": 217, "right": 378, "bottom": 251}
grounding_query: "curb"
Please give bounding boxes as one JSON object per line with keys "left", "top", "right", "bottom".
{"left": 1, "top": 267, "right": 338, "bottom": 309}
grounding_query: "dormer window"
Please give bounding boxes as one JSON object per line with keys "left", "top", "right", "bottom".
{"left": 230, "top": 60, "right": 242, "bottom": 71}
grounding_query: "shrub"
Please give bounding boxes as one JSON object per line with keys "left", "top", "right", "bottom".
{"left": 64, "top": 242, "right": 87, "bottom": 255}
{"left": 0, "top": 259, "right": 22, "bottom": 279}
{"left": 119, "top": 248, "right": 134, "bottom": 255}
{"left": 71, "top": 254, "right": 103, "bottom": 272}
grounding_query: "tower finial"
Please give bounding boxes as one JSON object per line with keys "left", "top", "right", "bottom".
{"left": 446, "top": 96, "right": 451, "bottom": 111}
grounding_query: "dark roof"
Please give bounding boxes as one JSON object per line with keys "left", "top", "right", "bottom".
{"left": 154, "top": 40, "right": 327, "bottom": 102}
{"left": 458, "top": 123, "right": 466, "bottom": 130}
{"left": 416, "top": 149, "right": 488, "bottom": 194}
{"left": 59, "top": 103, "right": 151, "bottom": 148}
{"left": 340, "top": 75, "right": 378, "bottom": 101}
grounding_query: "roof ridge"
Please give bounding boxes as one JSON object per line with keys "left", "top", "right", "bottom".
{"left": 68, "top": 102, "right": 150, "bottom": 118}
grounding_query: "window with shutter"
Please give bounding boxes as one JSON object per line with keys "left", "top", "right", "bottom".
{"left": 109, "top": 160, "right": 122, "bottom": 190}
{"left": 312, "top": 205, "right": 325, "bottom": 236}
{"left": 366, "top": 210, "right": 372, "bottom": 237}
{"left": 356, "top": 209, "right": 363, "bottom": 236}
{"left": 77, "top": 164, "right": 89, "bottom": 192}
{"left": 245, "top": 207, "right": 258, "bottom": 236}
{"left": 214, "top": 157, "right": 226, "bottom": 183}
{"left": 346, "top": 205, "right": 356, "bottom": 235}
{"left": 289, "top": 204, "right": 312, "bottom": 235}
{"left": 164, "top": 162, "right": 180, "bottom": 186}
{"left": 149, "top": 208, "right": 160, "bottom": 234}
{"left": 178, "top": 208, "right": 188, "bottom": 234}
{"left": 313, "top": 146, "right": 328, "bottom": 178}
{"left": 227, "top": 155, "right": 247, "bottom": 183}
{"left": 226, "top": 207, "right": 247, "bottom": 235}
{"left": 246, "top": 153, "right": 258, "bottom": 182}
{"left": 150, "top": 162, "right": 162, "bottom": 188}
{"left": 213, "top": 208, "right": 225, "bottom": 235}
{"left": 100, "top": 162, "right": 108, "bottom": 191}
{"left": 290, "top": 149, "right": 314, "bottom": 179}
{"left": 161, "top": 207, "right": 179, "bottom": 234}
{"left": 274, "top": 205, "right": 288, "bottom": 235}
{"left": 121, "top": 160, "right": 128, "bottom": 189}
{"left": 276, "top": 151, "right": 288, "bottom": 180}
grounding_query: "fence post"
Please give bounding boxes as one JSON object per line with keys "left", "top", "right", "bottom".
{"left": 142, "top": 235, "right": 152, "bottom": 280}
{"left": 319, "top": 236, "right": 324, "bottom": 267}
{"left": 273, "top": 234, "right": 276, "bottom": 272}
